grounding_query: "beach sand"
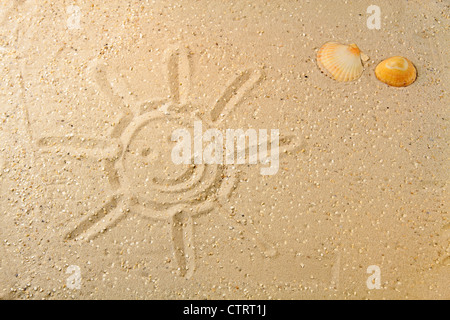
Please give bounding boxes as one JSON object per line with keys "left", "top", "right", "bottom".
{"left": 0, "top": 0, "right": 448, "bottom": 299}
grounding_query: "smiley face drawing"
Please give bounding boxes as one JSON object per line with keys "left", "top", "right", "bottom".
{"left": 38, "top": 46, "right": 298, "bottom": 278}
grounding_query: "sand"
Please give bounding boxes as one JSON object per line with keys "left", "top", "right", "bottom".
{"left": 0, "top": 0, "right": 448, "bottom": 299}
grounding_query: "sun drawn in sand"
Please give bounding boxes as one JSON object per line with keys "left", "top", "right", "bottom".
{"left": 38, "top": 46, "right": 298, "bottom": 278}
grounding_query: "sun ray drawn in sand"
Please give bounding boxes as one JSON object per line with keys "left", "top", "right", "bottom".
{"left": 38, "top": 46, "right": 300, "bottom": 278}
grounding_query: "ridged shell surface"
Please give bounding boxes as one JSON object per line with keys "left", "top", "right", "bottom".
{"left": 317, "top": 42, "right": 365, "bottom": 82}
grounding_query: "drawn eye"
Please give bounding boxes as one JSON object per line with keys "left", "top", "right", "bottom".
{"left": 141, "top": 147, "right": 151, "bottom": 157}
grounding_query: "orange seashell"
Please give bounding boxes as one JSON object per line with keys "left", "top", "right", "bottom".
{"left": 375, "top": 56, "right": 417, "bottom": 87}
{"left": 317, "top": 42, "right": 366, "bottom": 82}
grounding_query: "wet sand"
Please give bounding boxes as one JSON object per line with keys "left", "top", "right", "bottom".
{"left": 0, "top": 0, "right": 448, "bottom": 299}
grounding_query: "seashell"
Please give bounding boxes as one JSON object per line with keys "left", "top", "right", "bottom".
{"left": 317, "top": 42, "right": 366, "bottom": 82}
{"left": 375, "top": 56, "right": 417, "bottom": 87}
